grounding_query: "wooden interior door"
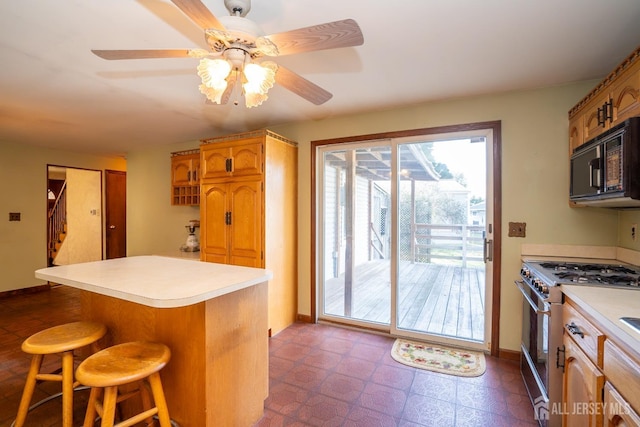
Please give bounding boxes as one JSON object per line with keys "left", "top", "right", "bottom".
{"left": 105, "top": 170, "right": 126, "bottom": 259}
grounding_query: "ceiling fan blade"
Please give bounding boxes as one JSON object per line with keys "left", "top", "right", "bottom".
{"left": 263, "top": 19, "right": 364, "bottom": 56}
{"left": 91, "top": 49, "right": 199, "bottom": 60}
{"left": 170, "top": 0, "right": 226, "bottom": 31}
{"left": 275, "top": 65, "right": 332, "bottom": 105}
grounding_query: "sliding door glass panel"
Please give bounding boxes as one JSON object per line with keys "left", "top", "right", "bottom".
{"left": 396, "top": 139, "right": 486, "bottom": 342}
{"left": 321, "top": 145, "right": 392, "bottom": 325}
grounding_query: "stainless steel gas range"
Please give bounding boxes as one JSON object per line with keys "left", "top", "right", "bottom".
{"left": 516, "top": 259, "right": 640, "bottom": 427}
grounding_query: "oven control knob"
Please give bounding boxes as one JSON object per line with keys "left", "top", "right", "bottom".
{"left": 539, "top": 284, "right": 549, "bottom": 294}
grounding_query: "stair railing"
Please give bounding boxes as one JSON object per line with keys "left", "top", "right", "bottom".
{"left": 48, "top": 181, "right": 67, "bottom": 264}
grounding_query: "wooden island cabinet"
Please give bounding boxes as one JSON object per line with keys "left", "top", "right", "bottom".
{"left": 36, "top": 256, "right": 272, "bottom": 427}
{"left": 200, "top": 130, "right": 298, "bottom": 336}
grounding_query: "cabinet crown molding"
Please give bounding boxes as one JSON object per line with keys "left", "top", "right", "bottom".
{"left": 200, "top": 129, "right": 298, "bottom": 147}
{"left": 569, "top": 45, "right": 640, "bottom": 118}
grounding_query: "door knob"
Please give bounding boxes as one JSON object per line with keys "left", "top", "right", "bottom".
{"left": 109, "top": 225, "right": 116, "bottom": 229}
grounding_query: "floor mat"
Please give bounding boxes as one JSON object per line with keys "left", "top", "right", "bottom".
{"left": 391, "top": 338, "right": 486, "bottom": 377}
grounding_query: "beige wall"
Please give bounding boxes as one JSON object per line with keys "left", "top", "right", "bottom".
{"left": 0, "top": 141, "right": 126, "bottom": 292}
{"left": 125, "top": 81, "right": 640, "bottom": 352}
{"left": 270, "top": 82, "right": 624, "bottom": 352}
{"left": 126, "top": 140, "right": 201, "bottom": 256}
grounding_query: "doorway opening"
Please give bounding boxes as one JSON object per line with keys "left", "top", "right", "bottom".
{"left": 313, "top": 122, "right": 501, "bottom": 354}
{"left": 47, "top": 166, "right": 102, "bottom": 266}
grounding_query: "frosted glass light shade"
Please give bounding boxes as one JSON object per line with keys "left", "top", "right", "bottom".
{"left": 197, "top": 58, "right": 232, "bottom": 104}
{"left": 243, "top": 61, "right": 277, "bottom": 107}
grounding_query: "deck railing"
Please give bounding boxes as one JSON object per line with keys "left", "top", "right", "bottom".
{"left": 410, "top": 223, "right": 485, "bottom": 267}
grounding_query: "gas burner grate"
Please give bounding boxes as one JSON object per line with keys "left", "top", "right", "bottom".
{"left": 539, "top": 262, "right": 638, "bottom": 275}
{"left": 593, "top": 275, "right": 640, "bottom": 287}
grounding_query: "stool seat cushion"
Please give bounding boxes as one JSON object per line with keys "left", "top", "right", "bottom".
{"left": 76, "top": 341, "right": 171, "bottom": 388}
{"left": 21, "top": 321, "right": 107, "bottom": 355}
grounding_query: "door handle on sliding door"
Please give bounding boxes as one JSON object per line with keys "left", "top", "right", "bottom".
{"left": 483, "top": 238, "right": 493, "bottom": 262}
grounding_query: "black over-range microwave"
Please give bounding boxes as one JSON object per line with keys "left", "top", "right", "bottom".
{"left": 570, "top": 117, "right": 640, "bottom": 207}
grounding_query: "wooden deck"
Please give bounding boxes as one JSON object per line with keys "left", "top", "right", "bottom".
{"left": 323, "top": 260, "right": 485, "bottom": 341}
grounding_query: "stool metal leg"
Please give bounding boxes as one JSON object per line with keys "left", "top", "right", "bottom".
{"left": 14, "top": 354, "right": 44, "bottom": 427}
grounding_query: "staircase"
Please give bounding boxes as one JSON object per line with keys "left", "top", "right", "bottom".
{"left": 48, "top": 182, "right": 67, "bottom": 266}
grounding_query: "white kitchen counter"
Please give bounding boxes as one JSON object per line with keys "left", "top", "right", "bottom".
{"left": 562, "top": 285, "right": 640, "bottom": 357}
{"left": 35, "top": 255, "right": 273, "bottom": 308}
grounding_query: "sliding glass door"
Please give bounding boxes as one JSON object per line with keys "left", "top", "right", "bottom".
{"left": 316, "top": 126, "right": 495, "bottom": 351}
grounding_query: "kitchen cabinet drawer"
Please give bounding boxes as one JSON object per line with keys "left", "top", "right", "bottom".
{"left": 563, "top": 301, "right": 604, "bottom": 368}
{"left": 604, "top": 382, "right": 640, "bottom": 426}
{"left": 604, "top": 340, "right": 640, "bottom": 415}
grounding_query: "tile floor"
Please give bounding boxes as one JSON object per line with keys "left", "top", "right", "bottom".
{"left": 0, "top": 285, "right": 538, "bottom": 427}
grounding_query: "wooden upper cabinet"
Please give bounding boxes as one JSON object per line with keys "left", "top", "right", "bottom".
{"left": 569, "top": 114, "right": 584, "bottom": 154}
{"left": 172, "top": 151, "right": 199, "bottom": 185}
{"left": 201, "top": 138, "right": 263, "bottom": 180}
{"left": 611, "top": 59, "right": 640, "bottom": 124}
{"left": 582, "top": 91, "right": 614, "bottom": 143}
{"left": 569, "top": 46, "right": 640, "bottom": 149}
{"left": 170, "top": 149, "right": 200, "bottom": 206}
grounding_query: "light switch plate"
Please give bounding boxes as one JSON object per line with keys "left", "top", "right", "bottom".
{"left": 508, "top": 222, "right": 526, "bottom": 237}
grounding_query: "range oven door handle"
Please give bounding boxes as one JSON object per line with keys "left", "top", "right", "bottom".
{"left": 515, "top": 280, "right": 551, "bottom": 315}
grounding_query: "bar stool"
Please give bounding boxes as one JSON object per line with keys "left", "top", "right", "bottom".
{"left": 76, "top": 341, "right": 172, "bottom": 427}
{"left": 14, "top": 321, "right": 107, "bottom": 427}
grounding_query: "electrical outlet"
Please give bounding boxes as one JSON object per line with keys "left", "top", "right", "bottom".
{"left": 632, "top": 224, "right": 637, "bottom": 241}
{"left": 508, "top": 222, "right": 526, "bottom": 238}
{"left": 9, "top": 212, "right": 20, "bottom": 221}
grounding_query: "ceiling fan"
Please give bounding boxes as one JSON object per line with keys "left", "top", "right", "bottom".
{"left": 91, "top": 0, "right": 364, "bottom": 107}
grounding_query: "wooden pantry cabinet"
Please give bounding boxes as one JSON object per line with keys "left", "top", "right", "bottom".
{"left": 568, "top": 46, "right": 640, "bottom": 153}
{"left": 171, "top": 149, "right": 200, "bottom": 206}
{"left": 562, "top": 298, "right": 640, "bottom": 427}
{"left": 199, "top": 130, "right": 298, "bottom": 336}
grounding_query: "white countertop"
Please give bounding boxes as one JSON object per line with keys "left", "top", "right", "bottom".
{"left": 36, "top": 256, "right": 273, "bottom": 308}
{"left": 562, "top": 285, "right": 640, "bottom": 357}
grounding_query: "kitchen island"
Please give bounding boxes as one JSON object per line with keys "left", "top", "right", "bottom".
{"left": 36, "top": 255, "right": 273, "bottom": 427}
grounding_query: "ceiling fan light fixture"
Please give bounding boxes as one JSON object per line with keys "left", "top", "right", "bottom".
{"left": 243, "top": 61, "right": 277, "bottom": 108}
{"left": 197, "top": 58, "right": 232, "bottom": 104}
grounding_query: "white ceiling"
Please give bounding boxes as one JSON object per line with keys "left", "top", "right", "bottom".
{"left": 2, "top": 0, "right": 640, "bottom": 157}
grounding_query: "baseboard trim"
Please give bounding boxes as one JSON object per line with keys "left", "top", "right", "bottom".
{"left": 296, "top": 313, "right": 313, "bottom": 323}
{"left": 0, "top": 284, "right": 51, "bottom": 299}
{"left": 498, "top": 348, "right": 520, "bottom": 361}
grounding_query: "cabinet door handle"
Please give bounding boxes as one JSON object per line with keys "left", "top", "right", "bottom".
{"left": 187, "top": 171, "right": 191, "bottom": 182}
{"left": 565, "top": 322, "right": 584, "bottom": 338}
{"left": 603, "top": 100, "right": 613, "bottom": 123}
{"left": 228, "top": 158, "right": 233, "bottom": 172}
{"left": 225, "top": 211, "right": 232, "bottom": 225}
